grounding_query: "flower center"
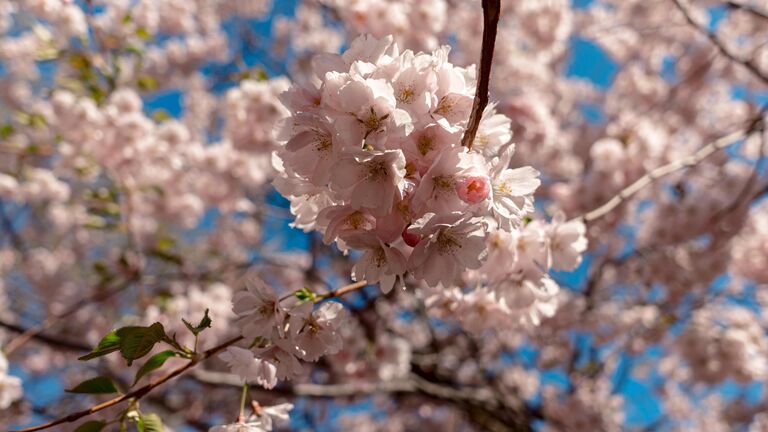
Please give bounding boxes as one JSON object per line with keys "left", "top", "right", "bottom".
{"left": 436, "top": 229, "right": 461, "bottom": 255}
{"left": 314, "top": 133, "right": 332, "bottom": 153}
{"left": 346, "top": 211, "right": 368, "bottom": 229}
{"left": 416, "top": 135, "right": 434, "bottom": 155}
{"left": 366, "top": 159, "right": 388, "bottom": 181}
{"left": 396, "top": 85, "right": 416, "bottom": 104}
{"left": 435, "top": 96, "right": 455, "bottom": 116}
{"left": 433, "top": 175, "right": 455, "bottom": 191}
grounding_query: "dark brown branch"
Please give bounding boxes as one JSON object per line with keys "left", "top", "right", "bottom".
{"left": 461, "top": 0, "right": 501, "bottom": 149}
{"left": 0, "top": 319, "right": 90, "bottom": 352}
{"left": 192, "top": 369, "right": 535, "bottom": 431}
{"left": 3, "top": 279, "right": 134, "bottom": 355}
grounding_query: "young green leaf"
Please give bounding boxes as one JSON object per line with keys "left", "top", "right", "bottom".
{"left": 74, "top": 420, "right": 107, "bottom": 432}
{"left": 138, "top": 413, "right": 164, "bottom": 432}
{"left": 181, "top": 309, "right": 212, "bottom": 336}
{"left": 0, "top": 124, "right": 14, "bottom": 139}
{"left": 116, "top": 323, "right": 167, "bottom": 366}
{"left": 295, "top": 287, "right": 316, "bottom": 302}
{"left": 66, "top": 376, "right": 120, "bottom": 394}
{"left": 135, "top": 27, "right": 152, "bottom": 41}
{"left": 132, "top": 350, "right": 178, "bottom": 386}
{"left": 78, "top": 330, "right": 121, "bottom": 361}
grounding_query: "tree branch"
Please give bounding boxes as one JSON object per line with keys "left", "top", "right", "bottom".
{"left": 279, "top": 279, "right": 368, "bottom": 302}
{"left": 580, "top": 110, "right": 766, "bottom": 223}
{"left": 3, "top": 279, "right": 134, "bottom": 356}
{"left": 11, "top": 278, "right": 372, "bottom": 432}
{"left": 0, "top": 319, "right": 90, "bottom": 352}
{"left": 725, "top": 1, "right": 768, "bottom": 21}
{"left": 192, "top": 369, "right": 534, "bottom": 431}
{"left": 672, "top": 0, "right": 768, "bottom": 86}
{"left": 461, "top": 0, "right": 501, "bottom": 149}
{"left": 11, "top": 335, "right": 244, "bottom": 432}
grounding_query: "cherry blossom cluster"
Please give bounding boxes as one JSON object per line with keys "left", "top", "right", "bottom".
{"left": 220, "top": 277, "right": 348, "bottom": 388}
{"left": 677, "top": 304, "right": 768, "bottom": 384}
{"left": 541, "top": 378, "right": 624, "bottom": 432}
{"left": 428, "top": 214, "right": 588, "bottom": 332}
{"left": 275, "top": 34, "right": 547, "bottom": 293}
{"left": 317, "top": 0, "right": 448, "bottom": 52}
{"left": 731, "top": 201, "right": 768, "bottom": 284}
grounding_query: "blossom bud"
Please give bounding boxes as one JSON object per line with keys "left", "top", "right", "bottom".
{"left": 402, "top": 228, "right": 421, "bottom": 247}
{"left": 455, "top": 175, "right": 490, "bottom": 204}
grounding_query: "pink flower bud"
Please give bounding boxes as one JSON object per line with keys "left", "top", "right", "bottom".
{"left": 402, "top": 228, "right": 421, "bottom": 247}
{"left": 456, "top": 175, "right": 490, "bottom": 204}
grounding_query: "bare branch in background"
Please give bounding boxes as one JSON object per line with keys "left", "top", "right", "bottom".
{"left": 672, "top": 0, "right": 768, "bottom": 86}
{"left": 725, "top": 1, "right": 768, "bottom": 21}
{"left": 11, "top": 335, "right": 244, "bottom": 432}
{"left": 579, "top": 109, "right": 766, "bottom": 223}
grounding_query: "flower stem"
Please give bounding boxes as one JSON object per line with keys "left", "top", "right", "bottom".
{"left": 238, "top": 382, "right": 249, "bottom": 423}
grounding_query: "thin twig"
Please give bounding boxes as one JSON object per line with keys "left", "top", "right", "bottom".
{"left": 710, "top": 130, "right": 766, "bottom": 221}
{"left": 10, "top": 335, "right": 244, "bottom": 432}
{"left": 279, "top": 279, "right": 368, "bottom": 302}
{"left": 3, "top": 279, "right": 134, "bottom": 355}
{"left": 192, "top": 369, "right": 509, "bottom": 414}
{"left": 580, "top": 111, "right": 766, "bottom": 223}
{"left": 461, "top": 0, "right": 501, "bottom": 149}
{"left": 672, "top": 0, "right": 768, "bottom": 86}
{"left": 13, "top": 278, "right": 371, "bottom": 432}
{"left": 0, "top": 319, "right": 90, "bottom": 352}
{"left": 725, "top": 1, "right": 768, "bottom": 21}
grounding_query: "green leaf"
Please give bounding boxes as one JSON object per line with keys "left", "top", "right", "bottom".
{"left": 69, "top": 52, "right": 90, "bottom": 71}
{"left": 155, "top": 237, "right": 175, "bottom": 252}
{"left": 148, "top": 248, "right": 183, "bottom": 265}
{"left": 66, "top": 376, "right": 120, "bottom": 394}
{"left": 135, "top": 27, "right": 152, "bottom": 41}
{"left": 79, "top": 330, "right": 121, "bottom": 361}
{"left": 27, "top": 112, "right": 47, "bottom": 128}
{"left": 139, "top": 413, "right": 164, "bottom": 432}
{"left": 125, "top": 45, "right": 145, "bottom": 57}
{"left": 181, "top": 309, "right": 212, "bottom": 336}
{"left": 137, "top": 75, "right": 158, "bottom": 91}
{"left": 0, "top": 124, "right": 14, "bottom": 139}
{"left": 295, "top": 287, "right": 316, "bottom": 302}
{"left": 133, "top": 350, "right": 178, "bottom": 386}
{"left": 87, "top": 84, "right": 106, "bottom": 104}
{"left": 74, "top": 420, "right": 106, "bottom": 432}
{"left": 116, "top": 323, "right": 167, "bottom": 366}
{"left": 151, "top": 110, "right": 171, "bottom": 122}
